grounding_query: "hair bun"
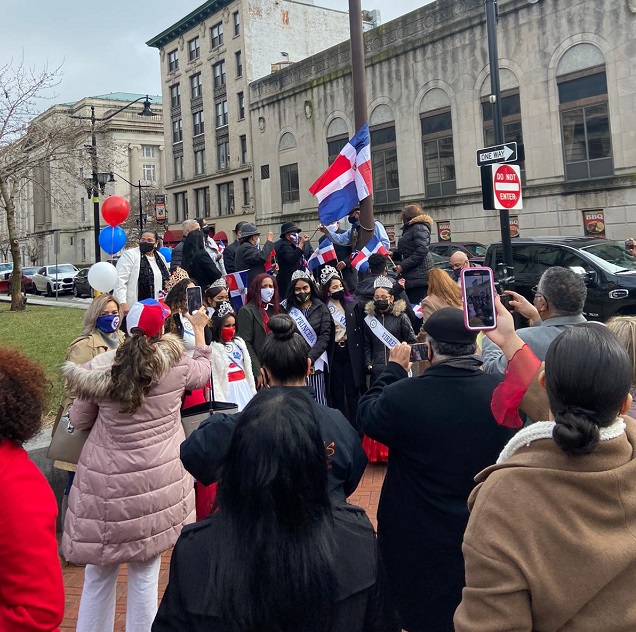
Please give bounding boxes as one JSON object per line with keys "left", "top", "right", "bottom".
{"left": 268, "top": 314, "right": 297, "bottom": 341}
{"left": 552, "top": 409, "right": 600, "bottom": 456}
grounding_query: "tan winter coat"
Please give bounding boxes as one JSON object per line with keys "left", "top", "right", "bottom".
{"left": 60, "top": 335, "right": 211, "bottom": 566}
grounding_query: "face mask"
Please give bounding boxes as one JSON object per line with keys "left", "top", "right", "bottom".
{"left": 261, "top": 287, "right": 275, "bottom": 303}
{"left": 295, "top": 292, "right": 309, "bottom": 304}
{"left": 221, "top": 327, "right": 235, "bottom": 342}
{"left": 331, "top": 289, "right": 345, "bottom": 301}
{"left": 327, "top": 222, "right": 339, "bottom": 232}
{"left": 139, "top": 242, "right": 154, "bottom": 254}
{"left": 451, "top": 268, "right": 461, "bottom": 281}
{"left": 255, "top": 237, "right": 261, "bottom": 248}
{"left": 348, "top": 215, "right": 358, "bottom": 225}
{"left": 374, "top": 299, "right": 390, "bottom": 312}
{"left": 289, "top": 233, "right": 299, "bottom": 245}
{"left": 96, "top": 314, "right": 120, "bottom": 334}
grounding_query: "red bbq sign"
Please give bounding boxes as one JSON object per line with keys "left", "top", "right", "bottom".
{"left": 492, "top": 163, "right": 522, "bottom": 210}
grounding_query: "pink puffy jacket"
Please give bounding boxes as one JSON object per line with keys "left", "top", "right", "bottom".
{"left": 61, "top": 334, "right": 211, "bottom": 566}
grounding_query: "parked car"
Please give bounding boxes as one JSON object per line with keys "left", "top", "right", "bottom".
{"left": 72, "top": 267, "right": 94, "bottom": 298}
{"left": 32, "top": 264, "right": 80, "bottom": 296}
{"left": 484, "top": 236, "right": 636, "bottom": 322}
{"left": 0, "top": 263, "right": 12, "bottom": 280}
{"left": 430, "top": 241, "right": 487, "bottom": 264}
{"left": 3, "top": 271, "right": 35, "bottom": 294}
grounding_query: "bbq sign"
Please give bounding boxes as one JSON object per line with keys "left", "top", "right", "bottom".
{"left": 437, "top": 221, "right": 452, "bottom": 241}
{"left": 582, "top": 210, "right": 606, "bottom": 238}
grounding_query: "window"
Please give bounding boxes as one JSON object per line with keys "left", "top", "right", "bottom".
{"left": 327, "top": 136, "right": 347, "bottom": 164}
{"left": 421, "top": 109, "right": 456, "bottom": 198}
{"left": 143, "top": 145, "right": 156, "bottom": 158}
{"left": 190, "top": 73, "right": 202, "bottom": 99}
{"left": 233, "top": 11, "right": 240, "bottom": 36}
{"left": 168, "top": 49, "right": 179, "bottom": 72}
{"left": 81, "top": 239, "right": 86, "bottom": 262}
{"left": 69, "top": 236, "right": 74, "bottom": 246}
{"left": 559, "top": 69, "right": 613, "bottom": 181}
{"left": 170, "top": 84, "right": 181, "bottom": 109}
{"left": 174, "top": 192, "right": 187, "bottom": 222}
{"left": 188, "top": 36, "right": 200, "bottom": 61}
{"left": 143, "top": 164, "right": 156, "bottom": 181}
{"left": 213, "top": 61, "right": 226, "bottom": 88}
{"left": 261, "top": 164, "right": 270, "bottom": 179}
{"left": 215, "top": 100, "right": 228, "bottom": 127}
{"left": 194, "top": 148, "right": 206, "bottom": 175}
{"left": 218, "top": 182, "right": 234, "bottom": 215}
{"left": 193, "top": 111, "right": 205, "bottom": 136}
{"left": 371, "top": 126, "right": 400, "bottom": 204}
{"left": 195, "top": 187, "right": 210, "bottom": 217}
{"left": 211, "top": 22, "right": 223, "bottom": 48}
{"left": 217, "top": 139, "right": 230, "bottom": 169}
{"left": 235, "top": 51, "right": 243, "bottom": 77}
{"left": 238, "top": 92, "right": 245, "bottom": 119}
{"left": 242, "top": 177, "right": 249, "bottom": 206}
{"left": 174, "top": 155, "right": 184, "bottom": 180}
{"left": 172, "top": 118, "right": 183, "bottom": 143}
{"left": 280, "top": 163, "right": 300, "bottom": 203}
{"left": 240, "top": 135, "right": 247, "bottom": 164}
{"left": 80, "top": 197, "right": 86, "bottom": 222}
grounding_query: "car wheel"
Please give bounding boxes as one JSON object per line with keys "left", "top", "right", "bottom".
{"left": 73, "top": 286, "right": 79, "bottom": 298}
{"left": 46, "top": 283, "right": 53, "bottom": 297}
{"left": 32, "top": 282, "right": 40, "bottom": 295}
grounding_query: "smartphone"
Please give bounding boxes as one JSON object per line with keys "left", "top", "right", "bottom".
{"left": 409, "top": 342, "right": 428, "bottom": 362}
{"left": 186, "top": 286, "right": 203, "bottom": 315}
{"left": 460, "top": 267, "right": 497, "bottom": 331}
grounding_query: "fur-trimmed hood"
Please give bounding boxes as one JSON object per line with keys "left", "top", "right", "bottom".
{"left": 365, "top": 298, "right": 407, "bottom": 317}
{"left": 62, "top": 333, "right": 185, "bottom": 400}
{"left": 405, "top": 214, "right": 433, "bottom": 228}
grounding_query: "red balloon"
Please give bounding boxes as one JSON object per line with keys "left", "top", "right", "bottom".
{"left": 101, "top": 196, "right": 130, "bottom": 227}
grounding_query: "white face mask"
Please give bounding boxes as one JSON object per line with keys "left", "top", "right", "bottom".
{"left": 261, "top": 287, "right": 275, "bottom": 303}
{"left": 255, "top": 237, "right": 261, "bottom": 248}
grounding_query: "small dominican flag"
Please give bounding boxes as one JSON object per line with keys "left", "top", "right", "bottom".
{"left": 309, "top": 123, "right": 373, "bottom": 225}
{"left": 411, "top": 303, "right": 424, "bottom": 320}
{"left": 350, "top": 235, "right": 390, "bottom": 272}
{"left": 216, "top": 240, "right": 225, "bottom": 254}
{"left": 307, "top": 237, "right": 337, "bottom": 271}
{"left": 265, "top": 248, "right": 276, "bottom": 275}
{"left": 226, "top": 270, "right": 249, "bottom": 312}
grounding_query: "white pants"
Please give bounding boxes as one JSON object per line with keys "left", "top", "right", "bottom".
{"left": 76, "top": 555, "right": 162, "bottom": 632}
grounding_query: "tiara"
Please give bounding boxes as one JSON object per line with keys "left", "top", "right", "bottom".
{"left": 319, "top": 265, "right": 340, "bottom": 288}
{"left": 291, "top": 269, "right": 311, "bottom": 281}
{"left": 373, "top": 275, "right": 394, "bottom": 290}
{"left": 214, "top": 301, "right": 235, "bottom": 319}
{"left": 209, "top": 278, "right": 227, "bottom": 289}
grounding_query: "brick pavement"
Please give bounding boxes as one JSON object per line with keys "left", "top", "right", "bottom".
{"left": 60, "top": 463, "right": 387, "bottom": 630}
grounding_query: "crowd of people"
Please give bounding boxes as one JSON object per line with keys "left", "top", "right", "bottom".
{"left": 4, "top": 206, "right": 636, "bottom": 632}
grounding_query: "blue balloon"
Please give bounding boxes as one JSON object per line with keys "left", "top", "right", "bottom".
{"left": 99, "top": 226, "right": 127, "bottom": 255}
{"left": 158, "top": 246, "right": 172, "bottom": 263}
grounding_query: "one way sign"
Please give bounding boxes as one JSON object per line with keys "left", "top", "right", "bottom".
{"left": 476, "top": 142, "right": 517, "bottom": 167}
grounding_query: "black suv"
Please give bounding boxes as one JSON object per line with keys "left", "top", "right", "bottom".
{"left": 484, "top": 237, "right": 636, "bottom": 322}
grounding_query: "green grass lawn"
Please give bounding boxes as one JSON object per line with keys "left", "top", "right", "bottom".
{"left": 0, "top": 304, "right": 85, "bottom": 422}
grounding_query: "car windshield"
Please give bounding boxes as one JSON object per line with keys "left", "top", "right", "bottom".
{"left": 48, "top": 265, "right": 77, "bottom": 274}
{"left": 463, "top": 244, "right": 487, "bottom": 257}
{"left": 580, "top": 242, "right": 636, "bottom": 273}
{"left": 0, "top": 263, "right": 12, "bottom": 272}
{"left": 23, "top": 267, "right": 37, "bottom": 275}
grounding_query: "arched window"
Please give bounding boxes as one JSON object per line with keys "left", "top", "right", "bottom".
{"left": 279, "top": 132, "right": 299, "bottom": 204}
{"left": 369, "top": 104, "right": 400, "bottom": 204}
{"left": 557, "top": 44, "right": 612, "bottom": 180}
{"left": 326, "top": 117, "right": 349, "bottom": 164}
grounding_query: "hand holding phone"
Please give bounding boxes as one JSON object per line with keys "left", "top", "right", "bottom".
{"left": 460, "top": 267, "right": 497, "bottom": 331}
{"left": 409, "top": 342, "right": 428, "bottom": 362}
{"left": 186, "top": 285, "right": 203, "bottom": 315}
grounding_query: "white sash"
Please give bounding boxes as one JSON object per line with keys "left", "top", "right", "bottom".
{"left": 364, "top": 314, "right": 400, "bottom": 349}
{"left": 328, "top": 301, "right": 347, "bottom": 330}
{"left": 289, "top": 306, "right": 329, "bottom": 371}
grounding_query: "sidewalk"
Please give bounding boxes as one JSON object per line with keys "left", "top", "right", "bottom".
{"left": 60, "top": 463, "right": 387, "bottom": 630}
{"left": 0, "top": 294, "right": 90, "bottom": 309}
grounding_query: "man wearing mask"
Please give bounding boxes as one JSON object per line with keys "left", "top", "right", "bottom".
{"left": 322, "top": 219, "right": 358, "bottom": 291}
{"left": 223, "top": 221, "right": 247, "bottom": 274}
{"left": 200, "top": 224, "right": 226, "bottom": 276}
{"left": 234, "top": 223, "right": 276, "bottom": 286}
{"left": 275, "top": 222, "right": 310, "bottom": 296}
{"left": 318, "top": 208, "right": 390, "bottom": 252}
{"left": 449, "top": 250, "right": 470, "bottom": 285}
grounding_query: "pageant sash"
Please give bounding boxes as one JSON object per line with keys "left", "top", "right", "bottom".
{"left": 289, "top": 306, "right": 328, "bottom": 370}
{"left": 328, "top": 301, "right": 347, "bottom": 330}
{"left": 364, "top": 314, "right": 400, "bottom": 349}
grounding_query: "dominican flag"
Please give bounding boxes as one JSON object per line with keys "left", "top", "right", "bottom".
{"left": 216, "top": 240, "right": 225, "bottom": 254}
{"left": 350, "top": 235, "right": 390, "bottom": 272}
{"left": 411, "top": 303, "right": 423, "bottom": 319}
{"left": 226, "top": 270, "right": 249, "bottom": 312}
{"left": 265, "top": 248, "right": 276, "bottom": 274}
{"left": 309, "top": 123, "right": 373, "bottom": 225}
{"left": 307, "top": 238, "right": 337, "bottom": 271}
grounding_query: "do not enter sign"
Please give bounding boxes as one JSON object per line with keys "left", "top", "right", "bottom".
{"left": 492, "top": 163, "right": 522, "bottom": 210}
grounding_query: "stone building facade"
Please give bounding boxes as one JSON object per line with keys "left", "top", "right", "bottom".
{"left": 147, "top": 0, "right": 351, "bottom": 238}
{"left": 249, "top": 0, "right": 636, "bottom": 246}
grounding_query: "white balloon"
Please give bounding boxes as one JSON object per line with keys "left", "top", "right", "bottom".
{"left": 87, "top": 262, "right": 118, "bottom": 293}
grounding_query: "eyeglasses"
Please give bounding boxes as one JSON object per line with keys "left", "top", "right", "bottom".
{"left": 531, "top": 285, "right": 544, "bottom": 299}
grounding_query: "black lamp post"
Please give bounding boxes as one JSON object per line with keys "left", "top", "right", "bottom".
{"left": 70, "top": 95, "right": 157, "bottom": 262}
{"left": 108, "top": 171, "right": 154, "bottom": 239}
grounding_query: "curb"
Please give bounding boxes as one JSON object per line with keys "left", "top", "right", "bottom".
{"left": 0, "top": 295, "right": 90, "bottom": 310}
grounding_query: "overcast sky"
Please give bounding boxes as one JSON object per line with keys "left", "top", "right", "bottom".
{"left": 3, "top": 0, "right": 430, "bottom": 109}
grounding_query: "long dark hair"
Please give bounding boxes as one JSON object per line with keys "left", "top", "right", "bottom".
{"left": 209, "top": 388, "right": 335, "bottom": 631}
{"left": 209, "top": 311, "right": 236, "bottom": 343}
{"left": 260, "top": 314, "right": 309, "bottom": 382}
{"left": 320, "top": 274, "right": 353, "bottom": 304}
{"left": 163, "top": 278, "right": 193, "bottom": 332}
{"left": 284, "top": 276, "right": 321, "bottom": 312}
{"left": 246, "top": 273, "right": 282, "bottom": 314}
{"left": 545, "top": 324, "right": 632, "bottom": 456}
{"left": 182, "top": 229, "right": 206, "bottom": 272}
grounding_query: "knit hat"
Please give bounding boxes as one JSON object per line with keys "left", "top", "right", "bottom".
{"left": 423, "top": 307, "right": 477, "bottom": 344}
{"left": 126, "top": 299, "right": 171, "bottom": 337}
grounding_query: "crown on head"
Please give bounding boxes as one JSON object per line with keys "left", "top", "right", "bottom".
{"left": 373, "top": 275, "right": 394, "bottom": 290}
{"left": 319, "top": 265, "right": 340, "bottom": 288}
{"left": 291, "top": 269, "right": 311, "bottom": 282}
{"left": 215, "top": 301, "right": 235, "bottom": 320}
{"left": 209, "top": 278, "right": 227, "bottom": 289}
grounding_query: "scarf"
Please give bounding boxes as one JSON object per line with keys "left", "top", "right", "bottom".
{"left": 138, "top": 251, "right": 170, "bottom": 300}
{"left": 433, "top": 354, "right": 483, "bottom": 372}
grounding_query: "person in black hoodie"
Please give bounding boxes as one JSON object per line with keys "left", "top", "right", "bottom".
{"left": 182, "top": 229, "right": 222, "bottom": 287}
{"left": 275, "top": 221, "right": 310, "bottom": 296}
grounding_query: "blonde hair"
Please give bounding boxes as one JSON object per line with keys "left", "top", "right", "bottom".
{"left": 607, "top": 316, "right": 636, "bottom": 385}
{"left": 426, "top": 268, "right": 462, "bottom": 308}
{"left": 82, "top": 294, "right": 123, "bottom": 335}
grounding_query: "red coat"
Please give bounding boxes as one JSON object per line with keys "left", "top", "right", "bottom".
{"left": 0, "top": 439, "right": 64, "bottom": 631}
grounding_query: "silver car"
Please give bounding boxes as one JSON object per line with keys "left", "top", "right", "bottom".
{"left": 32, "top": 264, "right": 80, "bottom": 296}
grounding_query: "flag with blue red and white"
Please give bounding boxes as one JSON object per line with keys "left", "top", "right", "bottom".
{"left": 307, "top": 237, "right": 338, "bottom": 271}
{"left": 226, "top": 270, "right": 249, "bottom": 312}
{"left": 350, "top": 235, "right": 390, "bottom": 273}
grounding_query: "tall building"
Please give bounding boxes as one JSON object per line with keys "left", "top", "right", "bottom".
{"left": 249, "top": 0, "right": 636, "bottom": 246}
{"left": 146, "top": 0, "right": 351, "bottom": 240}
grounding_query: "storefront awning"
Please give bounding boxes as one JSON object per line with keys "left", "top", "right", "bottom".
{"left": 162, "top": 230, "right": 183, "bottom": 246}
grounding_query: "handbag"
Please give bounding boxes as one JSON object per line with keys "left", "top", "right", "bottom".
{"left": 47, "top": 406, "right": 90, "bottom": 464}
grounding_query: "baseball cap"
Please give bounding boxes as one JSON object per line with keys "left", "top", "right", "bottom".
{"left": 126, "top": 299, "right": 171, "bottom": 337}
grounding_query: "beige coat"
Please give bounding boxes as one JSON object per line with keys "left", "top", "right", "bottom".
{"left": 60, "top": 335, "right": 211, "bottom": 566}
{"left": 455, "top": 418, "right": 636, "bottom": 632}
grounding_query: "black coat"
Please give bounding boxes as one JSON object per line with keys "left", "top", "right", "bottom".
{"left": 169, "top": 239, "right": 184, "bottom": 272}
{"left": 357, "top": 362, "right": 514, "bottom": 632}
{"left": 234, "top": 241, "right": 275, "bottom": 287}
{"left": 152, "top": 503, "right": 398, "bottom": 632}
{"left": 222, "top": 239, "right": 240, "bottom": 274}
{"left": 393, "top": 215, "right": 433, "bottom": 289}
{"left": 180, "top": 386, "right": 368, "bottom": 502}
{"left": 328, "top": 298, "right": 366, "bottom": 390}
{"left": 184, "top": 251, "right": 222, "bottom": 287}
{"left": 275, "top": 237, "right": 305, "bottom": 296}
{"left": 236, "top": 301, "right": 277, "bottom": 379}
{"left": 286, "top": 297, "right": 334, "bottom": 366}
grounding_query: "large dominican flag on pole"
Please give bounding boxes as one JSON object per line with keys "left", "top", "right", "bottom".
{"left": 309, "top": 123, "right": 373, "bottom": 225}
{"left": 350, "top": 235, "right": 390, "bottom": 272}
{"left": 226, "top": 270, "right": 249, "bottom": 312}
{"left": 307, "top": 238, "right": 337, "bottom": 271}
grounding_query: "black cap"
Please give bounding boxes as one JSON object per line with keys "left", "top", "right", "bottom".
{"left": 423, "top": 307, "right": 477, "bottom": 344}
{"left": 234, "top": 221, "right": 247, "bottom": 234}
{"left": 280, "top": 221, "right": 302, "bottom": 238}
{"left": 239, "top": 223, "right": 260, "bottom": 238}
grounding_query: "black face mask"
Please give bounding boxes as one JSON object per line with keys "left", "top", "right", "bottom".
{"left": 295, "top": 292, "right": 310, "bottom": 304}
{"left": 374, "top": 299, "right": 390, "bottom": 312}
{"left": 139, "top": 242, "right": 154, "bottom": 254}
{"left": 331, "top": 289, "right": 345, "bottom": 301}
{"left": 348, "top": 215, "right": 358, "bottom": 225}
{"left": 451, "top": 268, "right": 461, "bottom": 281}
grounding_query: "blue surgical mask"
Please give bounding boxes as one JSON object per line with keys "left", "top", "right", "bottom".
{"left": 96, "top": 314, "right": 120, "bottom": 334}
